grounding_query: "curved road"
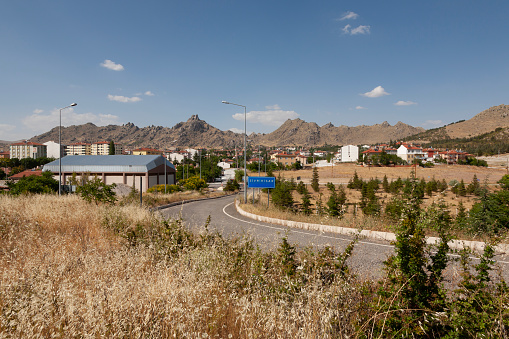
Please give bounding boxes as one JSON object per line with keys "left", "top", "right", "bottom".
{"left": 160, "top": 194, "right": 394, "bottom": 279}
{"left": 159, "top": 194, "right": 509, "bottom": 281}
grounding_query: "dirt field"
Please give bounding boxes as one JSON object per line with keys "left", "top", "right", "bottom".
{"left": 478, "top": 153, "right": 509, "bottom": 168}
{"left": 263, "top": 162, "right": 508, "bottom": 186}
{"left": 249, "top": 162, "right": 508, "bottom": 218}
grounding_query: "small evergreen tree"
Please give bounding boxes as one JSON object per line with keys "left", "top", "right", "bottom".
{"left": 311, "top": 166, "right": 319, "bottom": 192}
{"left": 108, "top": 140, "right": 115, "bottom": 155}
{"left": 301, "top": 187, "right": 312, "bottom": 215}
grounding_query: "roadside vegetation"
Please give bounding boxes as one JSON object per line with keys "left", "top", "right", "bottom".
{"left": 250, "top": 170, "right": 509, "bottom": 240}
{"left": 2, "top": 175, "right": 509, "bottom": 337}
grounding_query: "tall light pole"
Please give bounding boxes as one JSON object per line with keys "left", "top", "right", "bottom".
{"left": 58, "top": 103, "right": 77, "bottom": 196}
{"left": 222, "top": 101, "right": 247, "bottom": 203}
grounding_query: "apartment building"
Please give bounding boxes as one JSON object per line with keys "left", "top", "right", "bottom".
{"left": 66, "top": 142, "right": 91, "bottom": 155}
{"left": 10, "top": 141, "right": 47, "bottom": 159}
{"left": 91, "top": 141, "right": 124, "bottom": 155}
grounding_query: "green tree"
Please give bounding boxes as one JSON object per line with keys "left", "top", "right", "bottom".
{"left": 326, "top": 184, "right": 347, "bottom": 217}
{"left": 300, "top": 187, "right": 313, "bottom": 215}
{"left": 455, "top": 200, "right": 468, "bottom": 229}
{"left": 7, "top": 171, "right": 58, "bottom": 195}
{"left": 108, "top": 140, "right": 116, "bottom": 155}
{"left": 271, "top": 179, "right": 294, "bottom": 210}
{"left": 311, "top": 166, "right": 319, "bottom": 192}
{"left": 76, "top": 176, "right": 117, "bottom": 204}
{"left": 223, "top": 179, "right": 240, "bottom": 192}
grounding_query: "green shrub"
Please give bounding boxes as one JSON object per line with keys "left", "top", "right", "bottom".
{"left": 147, "top": 184, "right": 182, "bottom": 194}
{"left": 178, "top": 176, "right": 208, "bottom": 191}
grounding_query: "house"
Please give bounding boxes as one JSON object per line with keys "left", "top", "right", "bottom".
{"left": 10, "top": 141, "right": 47, "bottom": 159}
{"left": 42, "top": 155, "right": 175, "bottom": 193}
{"left": 397, "top": 144, "right": 426, "bottom": 163}
{"left": 340, "top": 145, "right": 359, "bottom": 162}
{"left": 271, "top": 153, "right": 308, "bottom": 167}
{"left": 168, "top": 151, "right": 191, "bottom": 163}
{"left": 217, "top": 161, "right": 232, "bottom": 170}
{"left": 439, "top": 150, "right": 470, "bottom": 164}
{"left": 0, "top": 151, "right": 10, "bottom": 159}
{"left": 132, "top": 148, "right": 163, "bottom": 155}
{"left": 8, "top": 169, "right": 43, "bottom": 181}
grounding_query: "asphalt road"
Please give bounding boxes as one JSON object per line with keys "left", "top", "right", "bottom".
{"left": 159, "top": 193, "right": 509, "bottom": 283}
{"left": 160, "top": 194, "right": 395, "bottom": 280}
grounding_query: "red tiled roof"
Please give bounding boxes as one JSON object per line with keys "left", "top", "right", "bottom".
{"left": 8, "top": 170, "right": 43, "bottom": 180}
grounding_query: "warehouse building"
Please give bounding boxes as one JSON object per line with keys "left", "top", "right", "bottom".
{"left": 42, "top": 155, "right": 175, "bottom": 192}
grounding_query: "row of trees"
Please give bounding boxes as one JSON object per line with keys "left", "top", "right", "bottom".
{"left": 269, "top": 168, "right": 509, "bottom": 235}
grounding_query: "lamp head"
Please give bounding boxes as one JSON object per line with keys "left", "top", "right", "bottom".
{"left": 221, "top": 101, "right": 230, "bottom": 104}
{"left": 70, "top": 103, "right": 77, "bottom": 107}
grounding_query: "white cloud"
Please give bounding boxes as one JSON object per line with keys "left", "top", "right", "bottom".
{"left": 423, "top": 120, "right": 443, "bottom": 127}
{"left": 338, "top": 11, "right": 359, "bottom": 21}
{"left": 144, "top": 91, "right": 155, "bottom": 96}
{"left": 33, "top": 109, "right": 44, "bottom": 114}
{"left": 355, "top": 106, "right": 367, "bottom": 110}
{"left": 22, "top": 108, "right": 120, "bottom": 134}
{"left": 344, "top": 25, "right": 370, "bottom": 35}
{"left": 108, "top": 94, "right": 142, "bottom": 103}
{"left": 361, "top": 86, "right": 390, "bottom": 98}
{"left": 232, "top": 105, "right": 299, "bottom": 126}
{"left": 395, "top": 100, "right": 417, "bottom": 106}
{"left": 229, "top": 128, "right": 243, "bottom": 134}
{"left": 100, "top": 59, "right": 124, "bottom": 71}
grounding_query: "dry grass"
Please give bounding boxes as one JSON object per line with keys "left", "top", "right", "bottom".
{"left": 0, "top": 194, "right": 368, "bottom": 337}
{"left": 124, "top": 190, "right": 230, "bottom": 208}
{"left": 264, "top": 162, "right": 507, "bottom": 184}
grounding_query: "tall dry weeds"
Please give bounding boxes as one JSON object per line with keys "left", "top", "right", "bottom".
{"left": 0, "top": 194, "right": 370, "bottom": 338}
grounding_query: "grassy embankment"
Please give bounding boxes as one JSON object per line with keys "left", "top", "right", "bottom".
{"left": 2, "top": 193, "right": 509, "bottom": 337}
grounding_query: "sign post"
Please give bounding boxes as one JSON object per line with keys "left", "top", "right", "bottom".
{"left": 248, "top": 177, "right": 276, "bottom": 206}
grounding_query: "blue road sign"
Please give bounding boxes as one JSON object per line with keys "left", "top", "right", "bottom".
{"left": 248, "top": 176, "right": 276, "bottom": 188}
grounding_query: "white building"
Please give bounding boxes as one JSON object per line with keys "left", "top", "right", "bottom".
{"left": 217, "top": 161, "right": 232, "bottom": 169}
{"left": 10, "top": 141, "right": 47, "bottom": 159}
{"left": 91, "top": 141, "right": 124, "bottom": 155}
{"left": 340, "top": 145, "right": 359, "bottom": 162}
{"left": 397, "top": 145, "right": 426, "bottom": 163}
{"left": 43, "top": 141, "right": 65, "bottom": 159}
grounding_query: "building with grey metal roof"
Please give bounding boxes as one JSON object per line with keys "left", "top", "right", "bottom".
{"left": 42, "top": 155, "right": 176, "bottom": 192}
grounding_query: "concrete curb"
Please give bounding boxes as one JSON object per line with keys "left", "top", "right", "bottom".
{"left": 235, "top": 200, "right": 509, "bottom": 254}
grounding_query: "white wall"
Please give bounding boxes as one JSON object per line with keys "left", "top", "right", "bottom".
{"left": 341, "top": 145, "right": 359, "bottom": 162}
{"left": 43, "top": 141, "right": 63, "bottom": 158}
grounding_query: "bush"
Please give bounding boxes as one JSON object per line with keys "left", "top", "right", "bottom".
{"left": 147, "top": 184, "right": 182, "bottom": 194}
{"left": 271, "top": 179, "right": 294, "bottom": 210}
{"left": 76, "top": 177, "right": 117, "bottom": 204}
{"left": 7, "top": 171, "right": 58, "bottom": 195}
{"left": 223, "top": 179, "right": 240, "bottom": 192}
{"left": 178, "top": 176, "right": 208, "bottom": 191}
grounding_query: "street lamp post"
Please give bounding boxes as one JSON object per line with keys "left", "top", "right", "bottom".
{"left": 58, "top": 103, "right": 77, "bottom": 196}
{"left": 222, "top": 101, "right": 247, "bottom": 203}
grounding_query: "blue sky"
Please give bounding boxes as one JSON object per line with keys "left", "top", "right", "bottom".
{"left": 1, "top": 1, "right": 508, "bottom": 141}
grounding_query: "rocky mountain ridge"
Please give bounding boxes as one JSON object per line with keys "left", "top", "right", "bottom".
{"left": 27, "top": 104, "right": 508, "bottom": 149}
{"left": 29, "top": 115, "right": 423, "bottom": 149}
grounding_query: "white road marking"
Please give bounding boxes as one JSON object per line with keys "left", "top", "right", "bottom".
{"left": 221, "top": 202, "right": 509, "bottom": 265}
{"left": 222, "top": 202, "right": 394, "bottom": 248}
